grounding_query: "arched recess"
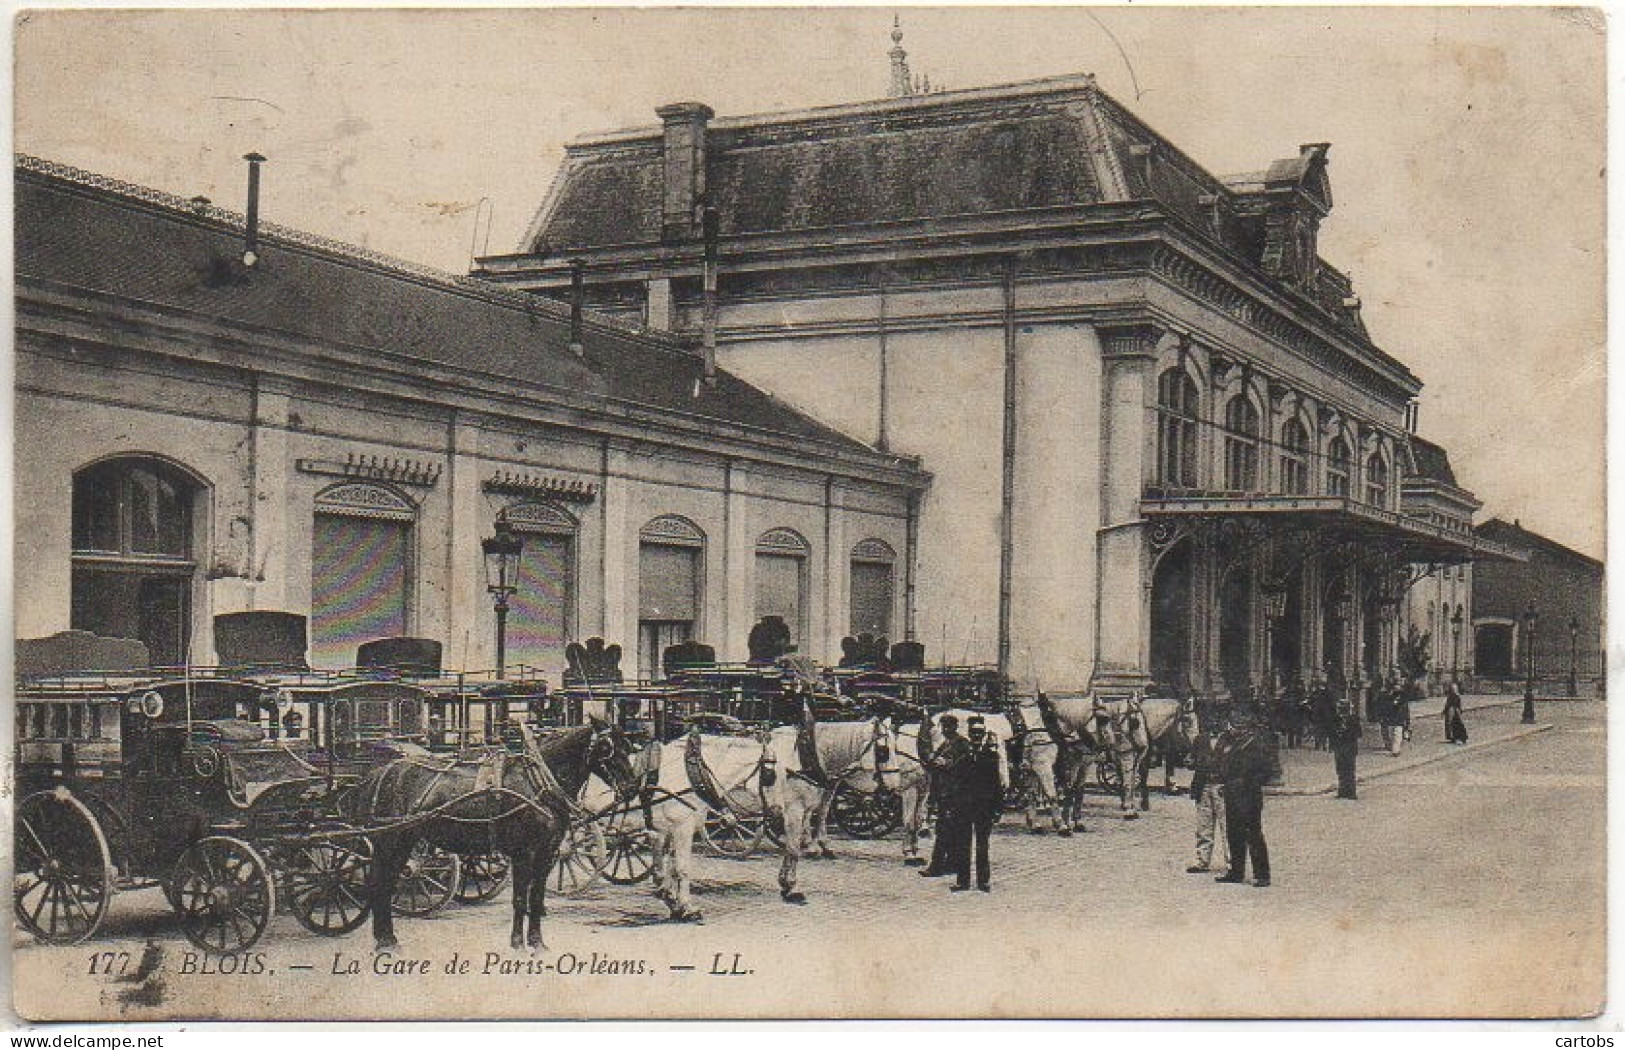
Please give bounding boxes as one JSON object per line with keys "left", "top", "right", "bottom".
{"left": 310, "top": 481, "right": 416, "bottom": 668}
{"left": 754, "top": 528, "right": 811, "bottom": 649}
{"left": 637, "top": 515, "right": 706, "bottom": 679}
{"left": 1217, "top": 562, "right": 1254, "bottom": 697}
{"left": 1148, "top": 538, "right": 1194, "bottom": 696}
{"left": 71, "top": 454, "right": 209, "bottom": 666}
{"left": 499, "top": 501, "right": 579, "bottom": 678}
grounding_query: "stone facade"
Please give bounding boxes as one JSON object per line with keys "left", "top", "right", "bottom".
{"left": 16, "top": 156, "right": 926, "bottom": 680}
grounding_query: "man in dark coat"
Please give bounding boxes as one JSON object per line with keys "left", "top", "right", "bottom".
{"left": 953, "top": 715, "right": 1004, "bottom": 893}
{"left": 919, "top": 714, "right": 972, "bottom": 879}
{"left": 1310, "top": 671, "right": 1337, "bottom": 751}
{"left": 1331, "top": 697, "right": 1362, "bottom": 799}
{"left": 1214, "top": 706, "right": 1274, "bottom": 887}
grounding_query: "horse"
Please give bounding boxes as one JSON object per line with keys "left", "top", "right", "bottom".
{"left": 1042, "top": 695, "right": 1190, "bottom": 816}
{"left": 350, "top": 720, "right": 637, "bottom": 953}
{"left": 764, "top": 717, "right": 899, "bottom": 899}
{"left": 581, "top": 715, "right": 896, "bottom": 920}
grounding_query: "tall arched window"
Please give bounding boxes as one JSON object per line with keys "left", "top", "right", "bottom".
{"left": 755, "top": 528, "right": 810, "bottom": 648}
{"left": 311, "top": 482, "right": 415, "bottom": 668}
{"left": 849, "top": 539, "right": 897, "bottom": 639}
{"left": 501, "top": 502, "right": 578, "bottom": 679}
{"left": 1365, "top": 453, "right": 1389, "bottom": 508}
{"left": 1223, "top": 395, "right": 1261, "bottom": 492}
{"left": 1155, "top": 368, "right": 1200, "bottom": 490}
{"left": 1279, "top": 418, "right": 1310, "bottom": 495}
{"left": 1327, "top": 437, "right": 1352, "bottom": 498}
{"left": 639, "top": 515, "right": 705, "bottom": 680}
{"left": 71, "top": 456, "right": 202, "bottom": 666}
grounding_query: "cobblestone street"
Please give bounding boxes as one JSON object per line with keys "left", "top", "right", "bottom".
{"left": 16, "top": 699, "right": 1603, "bottom": 1020}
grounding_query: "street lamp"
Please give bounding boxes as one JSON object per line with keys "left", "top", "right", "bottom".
{"left": 1450, "top": 606, "right": 1464, "bottom": 686}
{"left": 482, "top": 518, "right": 524, "bottom": 679}
{"left": 1568, "top": 615, "right": 1580, "bottom": 698}
{"left": 1521, "top": 604, "right": 1538, "bottom": 724}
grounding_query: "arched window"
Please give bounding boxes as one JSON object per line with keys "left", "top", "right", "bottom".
{"left": 849, "top": 539, "right": 897, "bottom": 639}
{"left": 1223, "top": 395, "right": 1261, "bottom": 492}
{"left": 501, "top": 502, "right": 578, "bottom": 679}
{"left": 755, "top": 528, "right": 811, "bottom": 649}
{"left": 311, "top": 482, "right": 415, "bottom": 668}
{"left": 1155, "top": 368, "right": 1200, "bottom": 490}
{"left": 1327, "top": 437, "right": 1352, "bottom": 498}
{"left": 1365, "top": 453, "right": 1389, "bottom": 508}
{"left": 1279, "top": 418, "right": 1310, "bottom": 495}
{"left": 639, "top": 515, "right": 705, "bottom": 680}
{"left": 71, "top": 456, "right": 202, "bottom": 666}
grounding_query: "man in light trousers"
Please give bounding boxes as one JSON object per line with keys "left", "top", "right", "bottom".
{"left": 1185, "top": 709, "right": 1228, "bottom": 874}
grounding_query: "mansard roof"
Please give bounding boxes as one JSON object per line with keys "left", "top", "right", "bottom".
{"left": 15, "top": 155, "right": 918, "bottom": 477}
{"left": 1406, "top": 435, "right": 1460, "bottom": 487}
{"left": 519, "top": 74, "right": 1365, "bottom": 335}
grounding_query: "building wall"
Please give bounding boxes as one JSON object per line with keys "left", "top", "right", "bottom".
{"left": 715, "top": 284, "right": 1105, "bottom": 689}
{"left": 18, "top": 330, "right": 911, "bottom": 682}
{"left": 1401, "top": 562, "right": 1473, "bottom": 692}
{"left": 1473, "top": 543, "right": 1603, "bottom": 684}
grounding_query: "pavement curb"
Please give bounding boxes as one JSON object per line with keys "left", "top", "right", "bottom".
{"left": 1266, "top": 721, "right": 1556, "bottom": 797}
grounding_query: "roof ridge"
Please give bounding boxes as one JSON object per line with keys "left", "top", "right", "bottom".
{"left": 14, "top": 153, "right": 679, "bottom": 353}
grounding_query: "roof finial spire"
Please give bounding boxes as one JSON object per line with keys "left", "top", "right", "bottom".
{"left": 888, "top": 14, "right": 914, "bottom": 98}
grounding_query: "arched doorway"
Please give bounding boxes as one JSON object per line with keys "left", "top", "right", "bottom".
{"left": 1270, "top": 570, "right": 1305, "bottom": 686}
{"left": 1476, "top": 623, "right": 1514, "bottom": 678}
{"left": 1218, "top": 568, "right": 1253, "bottom": 698}
{"left": 70, "top": 456, "right": 204, "bottom": 666}
{"left": 1148, "top": 541, "right": 1193, "bottom": 695}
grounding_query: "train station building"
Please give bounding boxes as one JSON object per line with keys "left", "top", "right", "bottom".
{"left": 472, "top": 54, "right": 1519, "bottom": 695}
{"left": 15, "top": 155, "right": 926, "bottom": 681}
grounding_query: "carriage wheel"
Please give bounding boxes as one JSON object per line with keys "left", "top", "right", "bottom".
{"left": 172, "top": 836, "right": 276, "bottom": 953}
{"left": 600, "top": 811, "right": 655, "bottom": 886}
{"left": 285, "top": 838, "right": 372, "bottom": 936}
{"left": 456, "top": 854, "right": 512, "bottom": 904}
{"left": 551, "top": 821, "right": 607, "bottom": 897}
{"left": 700, "top": 807, "right": 768, "bottom": 857}
{"left": 830, "top": 785, "right": 903, "bottom": 840}
{"left": 14, "top": 790, "right": 114, "bottom": 946}
{"left": 391, "top": 842, "right": 461, "bottom": 917}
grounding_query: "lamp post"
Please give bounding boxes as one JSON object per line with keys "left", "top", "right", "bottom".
{"left": 1568, "top": 615, "right": 1580, "bottom": 698}
{"left": 482, "top": 518, "right": 524, "bottom": 680}
{"left": 1450, "top": 606, "right": 1464, "bottom": 686}
{"left": 1521, "top": 603, "right": 1538, "bottom": 724}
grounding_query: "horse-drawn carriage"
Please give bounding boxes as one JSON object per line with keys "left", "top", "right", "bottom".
{"left": 13, "top": 668, "right": 389, "bottom": 951}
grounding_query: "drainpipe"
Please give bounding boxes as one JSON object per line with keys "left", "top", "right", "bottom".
{"left": 701, "top": 205, "right": 719, "bottom": 386}
{"left": 997, "top": 257, "right": 1019, "bottom": 679}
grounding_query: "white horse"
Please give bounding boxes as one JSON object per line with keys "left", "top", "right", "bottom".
{"left": 1041, "top": 694, "right": 1191, "bottom": 819}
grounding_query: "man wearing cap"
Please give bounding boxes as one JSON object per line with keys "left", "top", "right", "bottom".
{"left": 1214, "top": 705, "right": 1273, "bottom": 887}
{"left": 954, "top": 714, "right": 1005, "bottom": 892}
{"left": 919, "top": 713, "right": 972, "bottom": 879}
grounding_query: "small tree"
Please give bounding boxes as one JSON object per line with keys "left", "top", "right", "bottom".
{"left": 1397, "top": 624, "right": 1432, "bottom": 682}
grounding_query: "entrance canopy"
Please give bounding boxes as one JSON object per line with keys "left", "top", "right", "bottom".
{"left": 1140, "top": 495, "right": 1526, "bottom": 565}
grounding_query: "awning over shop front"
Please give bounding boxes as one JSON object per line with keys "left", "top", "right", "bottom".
{"left": 1139, "top": 495, "right": 1527, "bottom": 565}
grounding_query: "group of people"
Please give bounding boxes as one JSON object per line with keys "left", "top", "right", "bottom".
{"left": 1266, "top": 669, "right": 1432, "bottom": 757}
{"left": 1185, "top": 704, "right": 1284, "bottom": 887}
{"left": 917, "top": 713, "right": 1005, "bottom": 893}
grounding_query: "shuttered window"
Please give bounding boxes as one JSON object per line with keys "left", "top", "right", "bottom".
{"left": 755, "top": 553, "right": 805, "bottom": 643}
{"left": 311, "top": 513, "right": 410, "bottom": 669}
{"left": 639, "top": 543, "right": 700, "bottom": 621}
{"left": 849, "top": 539, "right": 897, "bottom": 638}
{"left": 510, "top": 533, "right": 573, "bottom": 677}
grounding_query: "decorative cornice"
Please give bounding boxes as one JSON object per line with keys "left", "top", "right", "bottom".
{"left": 297, "top": 453, "right": 441, "bottom": 487}
{"left": 483, "top": 470, "right": 598, "bottom": 502}
{"left": 756, "top": 527, "right": 811, "bottom": 555}
{"left": 314, "top": 481, "right": 416, "bottom": 522}
{"left": 640, "top": 514, "right": 705, "bottom": 545}
{"left": 500, "top": 500, "right": 580, "bottom": 532}
{"left": 851, "top": 537, "right": 898, "bottom": 562}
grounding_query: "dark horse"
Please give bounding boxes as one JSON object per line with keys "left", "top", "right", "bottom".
{"left": 351, "top": 721, "right": 637, "bottom": 953}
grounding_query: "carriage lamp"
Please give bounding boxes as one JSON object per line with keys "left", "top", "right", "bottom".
{"left": 1450, "top": 606, "right": 1464, "bottom": 685}
{"left": 1521, "top": 604, "right": 1538, "bottom": 724}
{"left": 482, "top": 518, "right": 525, "bottom": 680}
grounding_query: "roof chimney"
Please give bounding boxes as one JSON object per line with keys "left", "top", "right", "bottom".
{"left": 700, "top": 205, "right": 719, "bottom": 387}
{"left": 656, "top": 102, "right": 713, "bottom": 242}
{"left": 242, "top": 152, "right": 266, "bottom": 267}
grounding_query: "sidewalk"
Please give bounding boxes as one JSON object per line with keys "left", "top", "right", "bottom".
{"left": 1267, "top": 694, "right": 1558, "bottom": 797}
